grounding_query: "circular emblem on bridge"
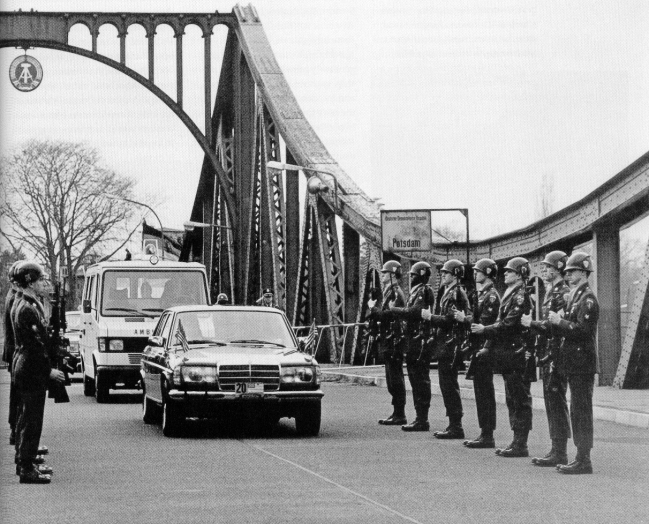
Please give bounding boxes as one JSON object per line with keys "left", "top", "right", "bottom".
{"left": 9, "top": 55, "right": 43, "bottom": 92}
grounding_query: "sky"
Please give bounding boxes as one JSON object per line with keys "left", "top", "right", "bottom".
{"left": 1, "top": 0, "right": 648, "bottom": 242}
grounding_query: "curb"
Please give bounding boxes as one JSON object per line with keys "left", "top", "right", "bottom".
{"left": 321, "top": 371, "right": 649, "bottom": 430}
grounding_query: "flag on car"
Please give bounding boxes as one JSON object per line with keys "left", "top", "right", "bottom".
{"left": 176, "top": 320, "right": 190, "bottom": 352}
{"left": 304, "top": 318, "right": 317, "bottom": 354}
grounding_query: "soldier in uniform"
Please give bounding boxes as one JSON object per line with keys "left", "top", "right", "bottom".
{"left": 256, "top": 288, "right": 277, "bottom": 308}
{"left": 421, "top": 259, "right": 469, "bottom": 439}
{"left": 371, "top": 261, "right": 435, "bottom": 431}
{"left": 12, "top": 262, "right": 64, "bottom": 484}
{"left": 472, "top": 257, "right": 533, "bottom": 457}
{"left": 374, "top": 261, "right": 407, "bottom": 425}
{"left": 548, "top": 252, "right": 599, "bottom": 474}
{"left": 4, "top": 261, "right": 22, "bottom": 445}
{"left": 521, "top": 251, "right": 571, "bottom": 467}
{"left": 454, "top": 258, "right": 501, "bottom": 448}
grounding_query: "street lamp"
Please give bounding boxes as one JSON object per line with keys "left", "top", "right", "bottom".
{"left": 266, "top": 161, "right": 339, "bottom": 208}
{"left": 183, "top": 220, "right": 232, "bottom": 231}
{"left": 106, "top": 194, "right": 165, "bottom": 260}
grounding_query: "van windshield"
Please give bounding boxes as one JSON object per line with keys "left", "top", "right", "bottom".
{"left": 101, "top": 270, "right": 207, "bottom": 317}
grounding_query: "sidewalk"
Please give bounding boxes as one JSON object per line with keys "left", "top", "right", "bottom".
{"left": 321, "top": 364, "right": 649, "bottom": 429}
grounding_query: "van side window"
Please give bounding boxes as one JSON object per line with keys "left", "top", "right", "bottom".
{"left": 90, "top": 276, "right": 98, "bottom": 310}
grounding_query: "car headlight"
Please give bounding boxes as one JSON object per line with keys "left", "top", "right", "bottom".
{"left": 281, "top": 366, "right": 316, "bottom": 384}
{"left": 180, "top": 366, "right": 217, "bottom": 385}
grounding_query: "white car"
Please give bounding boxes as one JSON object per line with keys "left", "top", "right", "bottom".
{"left": 65, "top": 310, "right": 82, "bottom": 373}
{"left": 140, "top": 305, "right": 324, "bottom": 437}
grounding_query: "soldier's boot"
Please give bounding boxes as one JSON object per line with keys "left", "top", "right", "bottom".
{"left": 33, "top": 455, "right": 46, "bottom": 464}
{"left": 434, "top": 417, "right": 465, "bottom": 439}
{"left": 401, "top": 417, "right": 430, "bottom": 432}
{"left": 499, "top": 430, "right": 529, "bottom": 458}
{"left": 464, "top": 429, "right": 496, "bottom": 448}
{"left": 532, "top": 439, "right": 568, "bottom": 467}
{"left": 19, "top": 465, "right": 51, "bottom": 484}
{"left": 557, "top": 448, "right": 593, "bottom": 475}
{"left": 38, "top": 445, "right": 48, "bottom": 455}
{"left": 16, "top": 463, "right": 53, "bottom": 476}
{"left": 495, "top": 437, "right": 516, "bottom": 455}
{"left": 379, "top": 406, "right": 407, "bottom": 426}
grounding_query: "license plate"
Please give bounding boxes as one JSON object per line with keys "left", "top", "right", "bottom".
{"left": 235, "top": 382, "right": 264, "bottom": 394}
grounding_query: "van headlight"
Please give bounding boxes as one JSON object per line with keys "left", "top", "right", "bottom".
{"left": 281, "top": 366, "right": 315, "bottom": 384}
{"left": 180, "top": 366, "right": 217, "bottom": 385}
{"left": 109, "top": 339, "right": 124, "bottom": 351}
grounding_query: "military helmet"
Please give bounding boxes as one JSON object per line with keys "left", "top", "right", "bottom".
{"left": 504, "top": 257, "right": 530, "bottom": 278}
{"left": 409, "top": 261, "right": 431, "bottom": 279}
{"left": 8, "top": 260, "right": 23, "bottom": 283}
{"left": 542, "top": 250, "right": 568, "bottom": 271}
{"left": 565, "top": 252, "right": 593, "bottom": 273}
{"left": 381, "top": 260, "right": 402, "bottom": 279}
{"left": 216, "top": 293, "right": 229, "bottom": 304}
{"left": 474, "top": 258, "right": 497, "bottom": 279}
{"left": 440, "top": 259, "right": 465, "bottom": 279}
{"left": 15, "top": 261, "right": 46, "bottom": 287}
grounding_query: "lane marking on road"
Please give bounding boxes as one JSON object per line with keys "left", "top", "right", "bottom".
{"left": 248, "top": 443, "right": 425, "bottom": 524}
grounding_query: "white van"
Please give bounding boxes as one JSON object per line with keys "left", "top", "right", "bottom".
{"left": 79, "top": 259, "right": 209, "bottom": 402}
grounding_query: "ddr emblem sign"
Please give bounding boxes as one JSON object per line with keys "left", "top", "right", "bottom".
{"left": 9, "top": 55, "right": 43, "bottom": 92}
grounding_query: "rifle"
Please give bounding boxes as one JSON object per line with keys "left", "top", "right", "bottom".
{"left": 47, "top": 281, "right": 76, "bottom": 403}
{"left": 450, "top": 281, "right": 470, "bottom": 370}
{"left": 463, "top": 285, "right": 481, "bottom": 380}
{"left": 413, "top": 285, "right": 435, "bottom": 364}
{"left": 363, "top": 272, "right": 381, "bottom": 366}
{"left": 514, "top": 276, "right": 538, "bottom": 382}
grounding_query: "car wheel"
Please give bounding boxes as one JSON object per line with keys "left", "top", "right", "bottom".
{"left": 82, "top": 360, "right": 95, "bottom": 397}
{"left": 162, "top": 400, "right": 183, "bottom": 437}
{"left": 142, "top": 390, "right": 162, "bottom": 425}
{"left": 95, "top": 369, "right": 110, "bottom": 403}
{"left": 295, "top": 401, "right": 321, "bottom": 436}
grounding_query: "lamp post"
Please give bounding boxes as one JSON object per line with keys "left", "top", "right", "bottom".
{"left": 266, "top": 160, "right": 340, "bottom": 207}
{"left": 106, "top": 194, "right": 165, "bottom": 260}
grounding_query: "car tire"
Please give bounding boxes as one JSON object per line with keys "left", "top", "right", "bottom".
{"left": 162, "top": 400, "right": 183, "bottom": 437}
{"left": 95, "top": 369, "right": 110, "bottom": 403}
{"left": 295, "top": 401, "right": 321, "bottom": 436}
{"left": 82, "top": 360, "right": 95, "bottom": 397}
{"left": 142, "top": 390, "right": 162, "bottom": 425}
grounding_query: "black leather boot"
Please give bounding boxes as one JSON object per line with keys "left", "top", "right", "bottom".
{"left": 379, "top": 408, "right": 407, "bottom": 426}
{"left": 401, "top": 418, "right": 430, "bottom": 432}
{"left": 557, "top": 448, "right": 593, "bottom": 474}
{"left": 464, "top": 429, "right": 495, "bottom": 448}
{"left": 19, "top": 465, "right": 51, "bottom": 484}
{"left": 499, "top": 430, "right": 529, "bottom": 457}
{"left": 533, "top": 439, "right": 568, "bottom": 467}
{"left": 434, "top": 418, "right": 465, "bottom": 439}
{"left": 495, "top": 437, "right": 515, "bottom": 455}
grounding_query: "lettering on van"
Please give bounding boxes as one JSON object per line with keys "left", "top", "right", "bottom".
{"left": 135, "top": 329, "right": 153, "bottom": 335}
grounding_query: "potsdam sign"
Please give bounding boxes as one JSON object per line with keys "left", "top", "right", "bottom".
{"left": 381, "top": 210, "right": 432, "bottom": 253}
{"left": 9, "top": 54, "right": 43, "bottom": 92}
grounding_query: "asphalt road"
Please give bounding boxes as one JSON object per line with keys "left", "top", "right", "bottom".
{"left": 1, "top": 375, "right": 648, "bottom": 524}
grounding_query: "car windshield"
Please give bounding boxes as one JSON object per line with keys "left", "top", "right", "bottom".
{"left": 101, "top": 270, "right": 207, "bottom": 317}
{"left": 171, "top": 310, "right": 296, "bottom": 349}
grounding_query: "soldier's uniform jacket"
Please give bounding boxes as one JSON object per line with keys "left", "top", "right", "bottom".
{"left": 462, "top": 282, "right": 500, "bottom": 351}
{"left": 12, "top": 292, "right": 52, "bottom": 391}
{"left": 553, "top": 280, "right": 599, "bottom": 375}
{"left": 2, "top": 288, "right": 17, "bottom": 366}
{"left": 428, "top": 283, "right": 469, "bottom": 361}
{"left": 482, "top": 282, "right": 532, "bottom": 373}
{"left": 529, "top": 279, "right": 569, "bottom": 368}
{"left": 377, "top": 283, "right": 406, "bottom": 357}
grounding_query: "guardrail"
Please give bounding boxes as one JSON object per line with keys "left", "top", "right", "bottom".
{"left": 294, "top": 322, "right": 368, "bottom": 366}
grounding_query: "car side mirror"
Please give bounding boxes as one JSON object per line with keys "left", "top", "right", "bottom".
{"left": 148, "top": 336, "right": 164, "bottom": 348}
{"left": 82, "top": 299, "right": 91, "bottom": 314}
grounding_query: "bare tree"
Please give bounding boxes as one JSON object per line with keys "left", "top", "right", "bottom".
{"left": 535, "top": 172, "right": 556, "bottom": 220}
{"left": 0, "top": 140, "right": 139, "bottom": 307}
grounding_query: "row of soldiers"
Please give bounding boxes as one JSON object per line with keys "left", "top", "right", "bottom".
{"left": 367, "top": 250, "right": 599, "bottom": 475}
{"left": 3, "top": 261, "right": 69, "bottom": 484}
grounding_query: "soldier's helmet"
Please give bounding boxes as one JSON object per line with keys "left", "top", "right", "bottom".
{"left": 565, "top": 252, "right": 593, "bottom": 273}
{"left": 216, "top": 293, "right": 229, "bottom": 304}
{"left": 409, "top": 261, "right": 431, "bottom": 281}
{"left": 504, "top": 257, "right": 530, "bottom": 278}
{"left": 380, "top": 260, "right": 402, "bottom": 279}
{"left": 8, "top": 260, "right": 23, "bottom": 283}
{"left": 14, "top": 261, "right": 46, "bottom": 287}
{"left": 474, "top": 258, "right": 497, "bottom": 279}
{"left": 542, "top": 250, "right": 568, "bottom": 271}
{"left": 441, "top": 259, "right": 465, "bottom": 279}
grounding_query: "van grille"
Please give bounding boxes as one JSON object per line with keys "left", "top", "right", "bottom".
{"left": 128, "top": 353, "right": 142, "bottom": 365}
{"left": 218, "top": 364, "right": 280, "bottom": 391}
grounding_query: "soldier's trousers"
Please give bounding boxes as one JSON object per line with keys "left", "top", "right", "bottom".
{"left": 8, "top": 375, "right": 19, "bottom": 430}
{"left": 406, "top": 360, "right": 431, "bottom": 420}
{"left": 14, "top": 388, "right": 46, "bottom": 468}
{"left": 541, "top": 366, "right": 570, "bottom": 440}
{"left": 567, "top": 374, "right": 594, "bottom": 450}
{"left": 472, "top": 361, "right": 496, "bottom": 431}
{"left": 503, "top": 371, "right": 532, "bottom": 432}
{"left": 384, "top": 357, "right": 406, "bottom": 408}
{"left": 438, "top": 357, "right": 463, "bottom": 423}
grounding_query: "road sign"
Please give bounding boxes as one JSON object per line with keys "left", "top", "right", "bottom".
{"left": 381, "top": 210, "right": 432, "bottom": 253}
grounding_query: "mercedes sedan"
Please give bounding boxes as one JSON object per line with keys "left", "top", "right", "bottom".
{"left": 140, "top": 305, "right": 323, "bottom": 437}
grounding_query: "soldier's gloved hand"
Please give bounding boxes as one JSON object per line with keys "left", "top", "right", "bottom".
{"left": 548, "top": 311, "right": 561, "bottom": 325}
{"left": 421, "top": 306, "right": 432, "bottom": 321}
{"left": 49, "top": 369, "right": 65, "bottom": 383}
{"left": 388, "top": 300, "right": 396, "bottom": 309}
{"left": 476, "top": 348, "right": 489, "bottom": 358}
{"left": 525, "top": 350, "right": 532, "bottom": 359}
{"left": 471, "top": 323, "right": 484, "bottom": 334}
{"left": 521, "top": 313, "right": 532, "bottom": 327}
{"left": 454, "top": 310, "right": 466, "bottom": 322}
{"left": 367, "top": 298, "right": 377, "bottom": 309}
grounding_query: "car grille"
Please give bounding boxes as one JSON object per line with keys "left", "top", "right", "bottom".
{"left": 218, "top": 364, "right": 280, "bottom": 391}
{"left": 128, "top": 353, "right": 142, "bottom": 365}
